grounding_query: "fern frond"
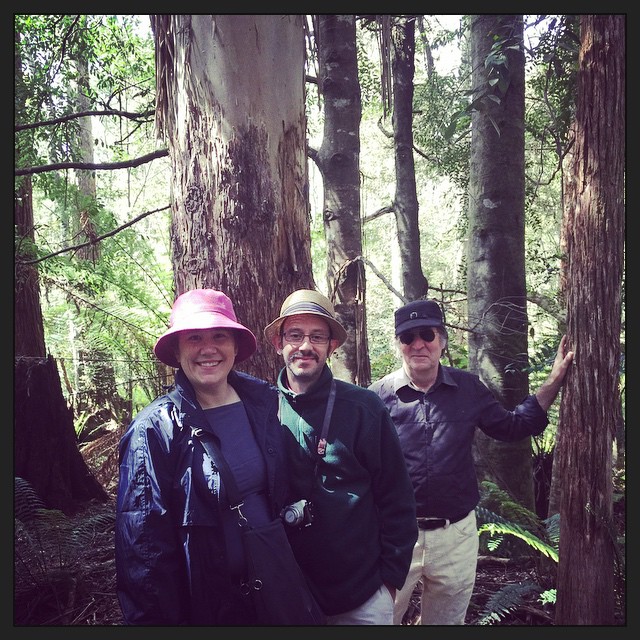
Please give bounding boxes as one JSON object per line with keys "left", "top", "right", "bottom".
{"left": 476, "top": 505, "right": 559, "bottom": 562}
{"left": 70, "top": 511, "right": 116, "bottom": 546}
{"left": 544, "top": 512, "right": 560, "bottom": 546}
{"left": 477, "top": 581, "right": 541, "bottom": 625}
{"left": 14, "top": 477, "right": 46, "bottom": 523}
{"left": 478, "top": 520, "right": 558, "bottom": 562}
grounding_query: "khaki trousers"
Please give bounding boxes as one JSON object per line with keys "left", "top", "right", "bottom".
{"left": 394, "top": 510, "right": 478, "bottom": 625}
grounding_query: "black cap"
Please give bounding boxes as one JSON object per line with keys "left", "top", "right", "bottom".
{"left": 395, "top": 299, "right": 446, "bottom": 336}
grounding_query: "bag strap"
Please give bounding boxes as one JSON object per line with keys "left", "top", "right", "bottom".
{"left": 316, "top": 379, "right": 336, "bottom": 456}
{"left": 191, "top": 428, "right": 248, "bottom": 527}
{"left": 278, "top": 379, "right": 336, "bottom": 458}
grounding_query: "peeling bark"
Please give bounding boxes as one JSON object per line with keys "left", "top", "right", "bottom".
{"left": 153, "top": 15, "right": 313, "bottom": 381}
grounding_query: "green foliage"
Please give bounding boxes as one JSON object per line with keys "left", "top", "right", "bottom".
{"left": 443, "top": 337, "right": 468, "bottom": 369}
{"left": 413, "top": 71, "right": 471, "bottom": 193}
{"left": 18, "top": 14, "right": 171, "bottom": 414}
{"left": 14, "top": 477, "right": 116, "bottom": 624}
{"left": 525, "top": 15, "right": 579, "bottom": 153}
{"left": 475, "top": 485, "right": 560, "bottom": 624}
{"left": 370, "top": 350, "right": 398, "bottom": 382}
{"left": 477, "top": 479, "right": 558, "bottom": 563}
{"left": 475, "top": 476, "right": 625, "bottom": 624}
{"left": 74, "top": 410, "right": 91, "bottom": 438}
{"left": 477, "top": 505, "right": 559, "bottom": 563}
{"left": 477, "top": 581, "right": 542, "bottom": 625}
{"left": 356, "top": 29, "right": 385, "bottom": 117}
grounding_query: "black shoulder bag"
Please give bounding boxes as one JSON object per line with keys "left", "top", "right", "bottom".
{"left": 192, "top": 428, "right": 326, "bottom": 626}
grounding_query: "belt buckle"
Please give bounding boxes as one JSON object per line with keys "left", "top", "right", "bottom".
{"left": 417, "top": 517, "right": 450, "bottom": 530}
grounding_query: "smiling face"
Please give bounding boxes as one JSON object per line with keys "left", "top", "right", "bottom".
{"left": 276, "top": 315, "right": 338, "bottom": 394}
{"left": 176, "top": 328, "right": 238, "bottom": 397}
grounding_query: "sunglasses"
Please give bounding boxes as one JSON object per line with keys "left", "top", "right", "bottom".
{"left": 398, "top": 328, "right": 437, "bottom": 345}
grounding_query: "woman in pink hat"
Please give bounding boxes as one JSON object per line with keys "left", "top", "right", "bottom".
{"left": 115, "top": 289, "right": 292, "bottom": 625}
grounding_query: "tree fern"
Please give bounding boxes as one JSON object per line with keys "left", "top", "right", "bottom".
{"left": 14, "top": 477, "right": 116, "bottom": 624}
{"left": 477, "top": 581, "right": 541, "bottom": 625}
{"left": 477, "top": 512, "right": 558, "bottom": 562}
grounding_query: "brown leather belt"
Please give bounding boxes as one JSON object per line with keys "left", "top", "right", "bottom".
{"left": 417, "top": 512, "right": 468, "bottom": 530}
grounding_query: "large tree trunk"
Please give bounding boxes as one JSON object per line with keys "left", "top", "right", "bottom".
{"left": 313, "top": 14, "right": 370, "bottom": 386}
{"left": 151, "top": 15, "right": 313, "bottom": 382}
{"left": 554, "top": 14, "right": 624, "bottom": 625}
{"left": 467, "top": 15, "right": 535, "bottom": 510}
{"left": 14, "top": 357, "right": 109, "bottom": 514}
{"left": 391, "top": 15, "right": 428, "bottom": 302}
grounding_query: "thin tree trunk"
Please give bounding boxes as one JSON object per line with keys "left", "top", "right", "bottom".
{"left": 467, "top": 15, "right": 535, "bottom": 510}
{"left": 391, "top": 15, "right": 428, "bottom": 302}
{"left": 314, "top": 14, "right": 370, "bottom": 386}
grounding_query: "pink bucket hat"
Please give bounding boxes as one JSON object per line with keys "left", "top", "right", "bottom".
{"left": 154, "top": 289, "right": 257, "bottom": 368}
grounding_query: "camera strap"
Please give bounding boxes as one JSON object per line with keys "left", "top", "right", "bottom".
{"left": 278, "top": 379, "right": 335, "bottom": 458}
{"left": 316, "top": 379, "right": 336, "bottom": 457}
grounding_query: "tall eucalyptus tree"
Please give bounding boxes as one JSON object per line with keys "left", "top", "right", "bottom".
{"left": 151, "top": 15, "right": 313, "bottom": 381}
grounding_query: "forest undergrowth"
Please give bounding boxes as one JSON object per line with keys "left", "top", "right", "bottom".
{"left": 14, "top": 428, "right": 625, "bottom": 626}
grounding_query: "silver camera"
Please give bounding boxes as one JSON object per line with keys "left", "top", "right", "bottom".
{"left": 281, "top": 499, "right": 314, "bottom": 528}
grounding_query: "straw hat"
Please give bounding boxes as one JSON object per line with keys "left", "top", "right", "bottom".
{"left": 264, "top": 289, "right": 347, "bottom": 347}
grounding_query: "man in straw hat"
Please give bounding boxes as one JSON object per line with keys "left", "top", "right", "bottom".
{"left": 115, "top": 289, "right": 292, "bottom": 625}
{"left": 264, "top": 289, "right": 418, "bottom": 624}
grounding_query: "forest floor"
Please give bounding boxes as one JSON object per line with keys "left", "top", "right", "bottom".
{"left": 14, "top": 430, "right": 626, "bottom": 627}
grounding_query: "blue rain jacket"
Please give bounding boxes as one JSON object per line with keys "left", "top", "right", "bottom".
{"left": 115, "top": 368, "right": 290, "bottom": 625}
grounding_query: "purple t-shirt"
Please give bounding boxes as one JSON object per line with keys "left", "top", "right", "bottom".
{"left": 204, "top": 401, "right": 271, "bottom": 579}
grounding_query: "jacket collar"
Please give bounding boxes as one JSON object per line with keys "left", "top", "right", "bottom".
{"left": 392, "top": 363, "right": 457, "bottom": 394}
{"left": 165, "top": 369, "right": 207, "bottom": 432}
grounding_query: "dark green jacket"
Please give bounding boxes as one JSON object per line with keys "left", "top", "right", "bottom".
{"left": 277, "top": 365, "right": 417, "bottom": 616}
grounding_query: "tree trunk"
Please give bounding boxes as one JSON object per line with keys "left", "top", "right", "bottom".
{"left": 467, "top": 15, "right": 535, "bottom": 510}
{"left": 554, "top": 14, "right": 624, "bottom": 625}
{"left": 314, "top": 14, "right": 370, "bottom": 386}
{"left": 15, "top": 30, "right": 106, "bottom": 513}
{"left": 74, "top": 45, "right": 99, "bottom": 264}
{"left": 15, "top": 30, "right": 46, "bottom": 360}
{"left": 14, "top": 357, "right": 109, "bottom": 514}
{"left": 72, "top": 48, "right": 123, "bottom": 427}
{"left": 391, "top": 15, "right": 428, "bottom": 302}
{"left": 151, "top": 15, "right": 313, "bottom": 382}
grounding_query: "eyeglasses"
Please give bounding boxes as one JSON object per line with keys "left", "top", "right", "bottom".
{"left": 282, "top": 330, "right": 331, "bottom": 345}
{"left": 398, "top": 328, "right": 437, "bottom": 345}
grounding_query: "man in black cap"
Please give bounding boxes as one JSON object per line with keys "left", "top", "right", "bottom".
{"left": 368, "top": 299, "right": 574, "bottom": 625}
